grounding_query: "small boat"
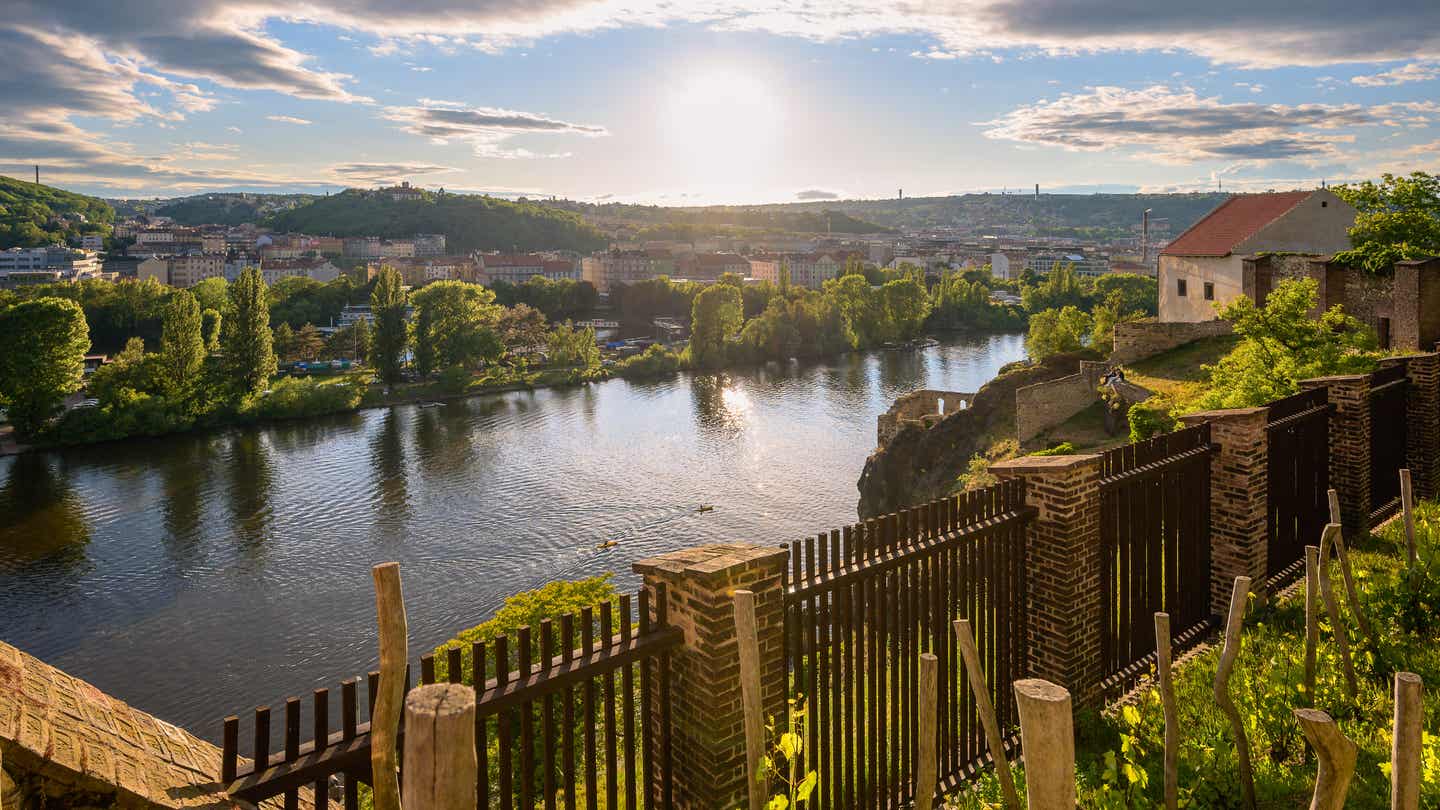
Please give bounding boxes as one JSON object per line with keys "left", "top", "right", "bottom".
{"left": 596, "top": 540, "right": 619, "bottom": 550}
{"left": 696, "top": 505, "right": 715, "bottom": 513}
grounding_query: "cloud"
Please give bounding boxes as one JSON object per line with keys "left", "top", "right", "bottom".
{"left": 383, "top": 102, "right": 607, "bottom": 158}
{"left": 1352, "top": 62, "right": 1440, "bottom": 87}
{"left": 796, "top": 189, "right": 841, "bottom": 200}
{"left": 329, "top": 162, "right": 459, "bottom": 184}
{"left": 983, "top": 85, "right": 1436, "bottom": 164}
{"left": 266, "top": 115, "right": 312, "bottom": 125}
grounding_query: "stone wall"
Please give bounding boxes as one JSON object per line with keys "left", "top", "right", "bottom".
{"left": 1110, "top": 319, "right": 1234, "bottom": 365}
{"left": 876, "top": 389, "right": 975, "bottom": 447}
{"left": 0, "top": 639, "right": 266, "bottom": 810}
{"left": 1014, "top": 360, "right": 1111, "bottom": 441}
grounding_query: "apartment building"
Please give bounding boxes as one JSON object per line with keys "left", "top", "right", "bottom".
{"left": 478, "top": 254, "right": 579, "bottom": 285}
{"left": 746, "top": 252, "right": 859, "bottom": 289}
{"left": 260, "top": 257, "right": 341, "bottom": 285}
{"left": 675, "top": 253, "right": 749, "bottom": 282}
{"left": 581, "top": 250, "right": 676, "bottom": 294}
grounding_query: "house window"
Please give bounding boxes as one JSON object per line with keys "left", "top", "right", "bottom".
{"left": 1177, "top": 279, "right": 1188, "bottom": 297}
{"left": 1203, "top": 282, "right": 1215, "bottom": 301}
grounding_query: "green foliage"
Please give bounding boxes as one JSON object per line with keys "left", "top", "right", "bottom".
{"left": 928, "top": 269, "right": 1024, "bottom": 331}
{"left": 88, "top": 337, "right": 153, "bottom": 409}
{"left": 612, "top": 276, "right": 702, "bottom": 325}
{"left": 614, "top": 344, "right": 683, "bottom": 378}
{"left": 689, "top": 283, "right": 744, "bottom": 369}
{"left": 1198, "top": 278, "right": 1378, "bottom": 409}
{"left": 323, "top": 318, "right": 370, "bottom": 361}
{"left": 0, "top": 297, "right": 90, "bottom": 436}
{"left": 222, "top": 267, "right": 279, "bottom": 396}
{"left": 1126, "top": 398, "right": 1177, "bottom": 442}
{"left": 489, "top": 276, "right": 598, "bottom": 322}
{"left": 369, "top": 267, "right": 409, "bottom": 385}
{"left": 155, "top": 194, "right": 276, "bottom": 226}
{"left": 410, "top": 280, "right": 504, "bottom": 374}
{"left": 880, "top": 276, "right": 932, "bottom": 341}
{"left": 1092, "top": 274, "right": 1159, "bottom": 318}
{"left": 6, "top": 277, "right": 169, "bottom": 353}
{"left": 547, "top": 322, "right": 601, "bottom": 370}
{"left": 157, "top": 290, "right": 205, "bottom": 405}
{"left": 190, "top": 277, "right": 230, "bottom": 313}
{"left": 241, "top": 376, "right": 364, "bottom": 421}
{"left": 736, "top": 291, "right": 848, "bottom": 362}
{"left": 0, "top": 177, "right": 113, "bottom": 249}
{"left": 1029, "top": 441, "right": 1076, "bottom": 456}
{"left": 435, "top": 365, "right": 473, "bottom": 395}
{"left": 266, "top": 188, "right": 607, "bottom": 253}
{"left": 1022, "top": 264, "right": 1090, "bottom": 313}
{"left": 268, "top": 276, "right": 366, "bottom": 329}
{"left": 756, "top": 699, "right": 817, "bottom": 810}
{"left": 1025, "top": 305, "right": 1093, "bottom": 360}
{"left": 200, "top": 308, "right": 223, "bottom": 352}
{"left": 1332, "top": 172, "right": 1440, "bottom": 273}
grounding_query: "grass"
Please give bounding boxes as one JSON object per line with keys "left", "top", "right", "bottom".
{"left": 950, "top": 500, "right": 1440, "bottom": 809}
{"left": 1124, "top": 334, "right": 1240, "bottom": 408}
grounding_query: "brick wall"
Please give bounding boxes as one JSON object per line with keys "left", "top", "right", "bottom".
{"left": 1301, "top": 374, "right": 1372, "bottom": 534}
{"left": 1014, "top": 360, "right": 1112, "bottom": 441}
{"left": 876, "top": 389, "right": 975, "bottom": 447}
{"left": 1180, "top": 408, "right": 1270, "bottom": 612}
{"left": 1110, "top": 319, "right": 1233, "bottom": 365}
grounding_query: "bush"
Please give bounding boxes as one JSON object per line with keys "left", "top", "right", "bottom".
{"left": 43, "top": 389, "right": 194, "bottom": 445}
{"left": 615, "top": 344, "right": 683, "bottom": 378}
{"left": 436, "top": 364, "right": 473, "bottom": 395}
{"left": 242, "top": 376, "right": 363, "bottom": 421}
{"left": 1025, "top": 306, "right": 1093, "bottom": 361}
{"left": 1029, "top": 441, "right": 1076, "bottom": 456}
{"left": 1127, "top": 398, "right": 1176, "bottom": 442}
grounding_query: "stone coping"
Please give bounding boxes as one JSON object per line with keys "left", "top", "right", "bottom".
{"left": 990, "top": 453, "right": 1102, "bottom": 474}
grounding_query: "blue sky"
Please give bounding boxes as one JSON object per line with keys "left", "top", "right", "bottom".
{"left": 4, "top": 1, "right": 1439, "bottom": 203}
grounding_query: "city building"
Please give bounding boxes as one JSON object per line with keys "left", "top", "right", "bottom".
{"left": 367, "top": 256, "right": 481, "bottom": 286}
{"left": 260, "top": 257, "right": 341, "bottom": 285}
{"left": 675, "top": 253, "right": 749, "bottom": 282}
{"left": 1158, "top": 190, "right": 1355, "bottom": 322}
{"left": 82, "top": 234, "right": 105, "bottom": 251}
{"left": 581, "top": 250, "right": 676, "bottom": 294}
{"left": 478, "top": 254, "right": 578, "bottom": 285}
{"left": 166, "top": 253, "right": 226, "bottom": 287}
{"left": 382, "top": 181, "right": 423, "bottom": 202}
{"left": 746, "top": 252, "right": 860, "bottom": 289}
{"left": 413, "top": 234, "right": 447, "bottom": 257}
{"left": 1024, "top": 251, "right": 1110, "bottom": 278}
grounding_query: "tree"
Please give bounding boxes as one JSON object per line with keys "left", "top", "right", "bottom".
{"left": 410, "top": 280, "right": 504, "bottom": 374}
{"left": 1332, "top": 171, "right": 1440, "bottom": 273}
{"left": 546, "top": 322, "right": 600, "bottom": 370}
{"left": 881, "top": 276, "right": 931, "bottom": 341}
{"left": 0, "top": 297, "right": 90, "bottom": 438}
{"left": 1025, "top": 306, "right": 1093, "bottom": 360}
{"left": 158, "top": 289, "right": 205, "bottom": 404}
{"left": 293, "top": 324, "right": 325, "bottom": 362}
{"left": 324, "top": 318, "right": 371, "bottom": 361}
{"left": 201, "top": 308, "right": 223, "bottom": 352}
{"left": 1199, "top": 278, "right": 1377, "bottom": 408}
{"left": 272, "top": 322, "right": 296, "bottom": 363}
{"left": 191, "top": 277, "right": 229, "bottom": 313}
{"left": 88, "top": 337, "right": 152, "bottom": 409}
{"left": 370, "top": 267, "right": 409, "bottom": 385}
{"left": 688, "top": 283, "right": 742, "bottom": 368}
{"left": 1022, "top": 263, "right": 1091, "bottom": 313}
{"left": 496, "top": 304, "right": 549, "bottom": 358}
{"left": 826, "top": 273, "right": 884, "bottom": 347}
{"left": 1091, "top": 274, "right": 1158, "bottom": 318}
{"left": 222, "top": 267, "right": 278, "bottom": 396}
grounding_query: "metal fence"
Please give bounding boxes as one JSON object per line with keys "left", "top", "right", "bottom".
{"left": 1099, "top": 424, "right": 1217, "bottom": 693}
{"left": 1265, "top": 388, "right": 1331, "bottom": 587}
{"left": 782, "top": 480, "right": 1034, "bottom": 810}
{"left": 220, "top": 588, "right": 681, "bottom": 810}
{"left": 1370, "top": 363, "right": 1410, "bottom": 524}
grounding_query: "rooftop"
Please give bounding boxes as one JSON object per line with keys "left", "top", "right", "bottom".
{"left": 1160, "top": 191, "right": 1312, "bottom": 258}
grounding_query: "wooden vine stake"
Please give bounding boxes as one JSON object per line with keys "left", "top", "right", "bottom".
{"left": 1154, "top": 613, "right": 1178, "bottom": 810}
{"left": 1013, "top": 679, "right": 1075, "bottom": 810}
{"left": 916, "top": 653, "right": 939, "bottom": 810}
{"left": 1214, "top": 576, "right": 1257, "bottom": 810}
{"left": 1304, "top": 545, "right": 1320, "bottom": 707}
{"left": 1318, "top": 524, "right": 1359, "bottom": 699}
{"left": 734, "top": 589, "right": 766, "bottom": 810}
{"left": 1326, "top": 489, "right": 1376, "bottom": 647}
{"left": 1400, "top": 469, "right": 1417, "bottom": 567}
{"left": 953, "top": 619, "right": 1021, "bottom": 810}
{"left": 371, "top": 562, "right": 407, "bottom": 810}
{"left": 1391, "top": 672, "right": 1424, "bottom": 810}
{"left": 1295, "top": 709, "right": 1357, "bottom": 810}
{"left": 402, "top": 683, "right": 477, "bottom": 810}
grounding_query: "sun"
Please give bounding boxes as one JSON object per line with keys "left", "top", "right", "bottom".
{"left": 660, "top": 67, "right": 784, "bottom": 193}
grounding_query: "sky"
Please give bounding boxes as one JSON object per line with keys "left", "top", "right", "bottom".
{"left": 4, "top": 0, "right": 1440, "bottom": 204}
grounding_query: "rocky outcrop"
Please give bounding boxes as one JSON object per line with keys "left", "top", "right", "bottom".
{"left": 856, "top": 350, "right": 1099, "bottom": 518}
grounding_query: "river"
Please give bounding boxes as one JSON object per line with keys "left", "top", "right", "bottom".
{"left": 0, "top": 332, "right": 1025, "bottom": 741}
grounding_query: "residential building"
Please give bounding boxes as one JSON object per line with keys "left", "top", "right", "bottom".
{"left": 82, "top": 234, "right": 105, "bottom": 251}
{"left": 137, "top": 257, "right": 169, "bottom": 284}
{"left": 1158, "top": 190, "right": 1356, "bottom": 322}
{"left": 343, "top": 237, "right": 382, "bottom": 259}
{"left": 379, "top": 240, "right": 415, "bottom": 259}
{"left": 675, "top": 253, "right": 749, "bottom": 282}
{"left": 1025, "top": 251, "right": 1110, "bottom": 278}
{"left": 368, "top": 256, "right": 480, "bottom": 286}
{"left": 414, "top": 234, "right": 447, "bottom": 256}
{"left": 201, "top": 233, "right": 227, "bottom": 253}
{"left": 260, "top": 257, "right": 341, "bottom": 285}
{"left": 581, "top": 250, "right": 676, "bottom": 294}
{"left": 988, "top": 250, "right": 1027, "bottom": 281}
{"left": 166, "top": 253, "right": 226, "bottom": 287}
{"left": 747, "top": 252, "right": 859, "bottom": 289}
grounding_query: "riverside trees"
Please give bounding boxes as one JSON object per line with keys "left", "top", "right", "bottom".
{"left": 0, "top": 297, "right": 90, "bottom": 438}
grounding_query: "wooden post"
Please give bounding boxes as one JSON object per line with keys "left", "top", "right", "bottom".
{"left": 1295, "top": 709, "right": 1357, "bottom": 810}
{"left": 402, "top": 683, "right": 477, "bottom": 810}
{"left": 1326, "top": 491, "right": 1376, "bottom": 646}
{"left": 916, "top": 653, "right": 938, "bottom": 810}
{"left": 1318, "top": 525, "right": 1359, "bottom": 699}
{"left": 1392, "top": 672, "right": 1424, "bottom": 810}
{"left": 1154, "top": 613, "right": 1178, "bottom": 810}
{"left": 371, "top": 562, "right": 408, "bottom": 810}
{"left": 1401, "top": 470, "right": 1418, "bottom": 567}
{"left": 1305, "top": 545, "right": 1320, "bottom": 707}
{"left": 952, "top": 620, "right": 1021, "bottom": 810}
{"left": 733, "top": 589, "right": 766, "bottom": 810}
{"left": 1214, "top": 576, "right": 1256, "bottom": 810}
{"left": 1013, "top": 679, "right": 1075, "bottom": 810}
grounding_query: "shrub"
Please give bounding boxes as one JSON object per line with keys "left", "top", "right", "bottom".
{"left": 615, "top": 344, "right": 683, "bottom": 378}
{"left": 1127, "top": 398, "right": 1176, "bottom": 442}
{"left": 1029, "top": 441, "right": 1076, "bottom": 456}
{"left": 436, "top": 364, "right": 473, "bottom": 395}
{"left": 242, "top": 376, "right": 363, "bottom": 421}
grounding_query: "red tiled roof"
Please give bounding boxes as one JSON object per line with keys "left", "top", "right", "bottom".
{"left": 1160, "top": 191, "right": 1312, "bottom": 257}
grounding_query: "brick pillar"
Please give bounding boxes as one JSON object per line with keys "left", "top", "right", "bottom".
{"left": 1180, "top": 407, "right": 1270, "bottom": 612}
{"left": 1300, "top": 374, "right": 1372, "bottom": 534}
{"left": 990, "top": 454, "right": 1104, "bottom": 707}
{"left": 632, "top": 543, "right": 788, "bottom": 810}
{"left": 1391, "top": 353, "right": 1440, "bottom": 500}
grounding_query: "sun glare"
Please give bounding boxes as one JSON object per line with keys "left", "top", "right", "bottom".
{"left": 661, "top": 68, "right": 783, "bottom": 193}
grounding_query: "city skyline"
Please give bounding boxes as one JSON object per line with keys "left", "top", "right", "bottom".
{"left": 4, "top": 1, "right": 1440, "bottom": 202}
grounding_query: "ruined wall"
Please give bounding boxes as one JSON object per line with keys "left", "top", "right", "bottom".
{"left": 876, "top": 389, "right": 975, "bottom": 447}
{"left": 1110, "top": 319, "right": 1234, "bottom": 365}
{"left": 1014, "top": 360, "right": 1112, "bottom": 441}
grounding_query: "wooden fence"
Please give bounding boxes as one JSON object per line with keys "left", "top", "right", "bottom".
{"left": 781, "top": 480, "right": 1034, "bottom": 810}
{"left": 220, "top": 587, "right": 681, "bottom": 810}
{"left": 1265, "top": 388, "right": 1331, "bottom": 587}
{"left": 1099, "top": 423, "right": 1217, "bottom": 694}
{"left": 1370, "top": 363, "right": 1410, "bottom": 524}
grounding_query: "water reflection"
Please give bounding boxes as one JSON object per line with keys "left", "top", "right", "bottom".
{"left": 0, "top": 454, "right": 90, "bottom": 575}
{"left": 370, "top": 408, "right": 410, "bottom": 521}
{"left": 160, "top": 437, "right": 212, "bottom": 569}
{"left": 690, "top": 373, "right": 751, "bottom": 436}
{"left": 225, "top": 432, "right": 274, "bottom": 556}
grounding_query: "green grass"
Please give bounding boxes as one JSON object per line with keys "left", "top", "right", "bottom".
{"left": 951, "top": 502, "right": 1440, "bottom": 808}
{"left": 1124, "top": 334, "right": 1240, "bottom": 408}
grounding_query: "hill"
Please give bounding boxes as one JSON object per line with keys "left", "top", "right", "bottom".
{"left": 267, "top": 189, "right": 607, "bottom": 253}
{"left": 0, "top": 176, "right": 114, "bottom": 249}
{"left": 154, "top": 193, "right": 316, "bottom": 226}
{"left": 554, "top": 201, "right": 893, "bottom": 235}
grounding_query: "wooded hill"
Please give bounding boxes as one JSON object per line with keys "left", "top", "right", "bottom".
{"left": 0, "top": 176, "right": 114, "bottom": 249}
{"left": 266, "top": 189, "right": 607, "bottom": 253}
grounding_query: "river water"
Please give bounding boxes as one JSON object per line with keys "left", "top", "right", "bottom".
{"left": 0, "top": 332, "right": 1025, "bottom": 740}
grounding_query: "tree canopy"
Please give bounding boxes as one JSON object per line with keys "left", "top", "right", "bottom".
{"left": 1333, "top": 171, "right": 1440, "bottom": 273}
{"left": 0, "top": 177, "right": 113, "bottom": 249}
{"left": 0, "top": 297, "right": 90, "bottom": 437}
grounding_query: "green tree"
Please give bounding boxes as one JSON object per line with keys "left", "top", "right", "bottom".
{"left": 1091, "top": 274, "right": 1158, "bottom": 318}
{"left": 293, "top": 324, "right": 326, "bottom": 362}
{"left": 370, "top": 267, "right": 409, "bottom": 385}
{"left": 1025, "top": 306, "right": 1093, "bottom": 360}
{"left": 0, "top": 297, "right": 90, "bottom": 437}
{"left": 324, "top": 318, "right": 371, "bottom": 361}
{"left": 158, "top": 290, "right": 205, "bottom": 404}
{"left": 201, "top": 308, "right": 223, "bottom": 352}
{"left": 688, "top": 283, "right": 743, "bottom": 368}
{"left": 1333, "top": 171, "right": 1440, "bottom": 273}
{"left": 222, "top": 267, "right": 278, "bottom": 396}
{"left": 825, "top": 273, "right": 884, "bottom": 348}
{"left": 881, "top": 276, "right": 931, "bottom": 341}
{"left": 272, "top": 322, "right": 296, "bottom": 363}
{"left": 1022, "top": 263, "right": 1091, "bottom": 313}
{"left": 88, "top": 337, "right": 153, "bottom": 408}
{"left": 1199, "top": 278, "right": 1378, "bottom": 408}
{"left": 191, "top": 277, "right": 229, "bottom": 313}
{"left": 546, "top": 322, "right": 600, "bottom": 370}
{"left": 410, "top": 280, "right": 504, "bottom": 374}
